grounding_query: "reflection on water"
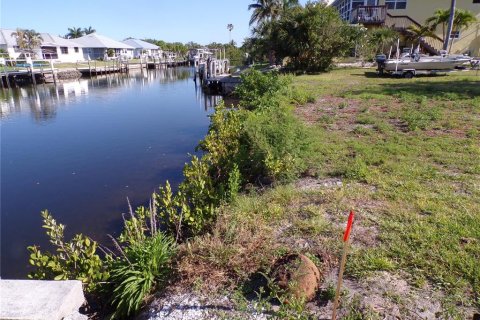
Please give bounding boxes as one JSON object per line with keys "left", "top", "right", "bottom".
{"left": 0, "top": 68, "right": 221, "bottom": 121}
{"left": 1, "top": 67, "right": 221, "bottom": 278}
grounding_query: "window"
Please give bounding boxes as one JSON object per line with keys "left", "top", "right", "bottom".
{"left": 385, "top": 0, "right": 407, "bottom": 9}
{"left": 352, "top": 0, "right": 364, "bottom": 9}
{"left": 74, "top": 47, "right": 79, "bottom": 53}
{"left": 450, "top": 31, "right": 460, "bottom": 39}
{"left": 60, "top": 47, "right": 68, "bottom": 54}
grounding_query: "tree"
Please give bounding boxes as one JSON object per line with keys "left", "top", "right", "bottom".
{"left": 426, "top": 7, "right": 477, "bottom": 51}
{"left": 248, "top": 0, "right": 299, "bottom": 26}
{"left": 368, "top": 27, "right": 398, "bottom": 54}
{"left": 11, "top": 28, "right": 27, "bottom": 51}
{"left": 11, "top": 28, "right": 43, "bottom": 58}
{"left": 227, "top": 24, "right": 234, "bottom": 42}
{"left": 426, "top": 9, "right": 450, "bottom": 41}
{"left": 264, "top": 2, "right": 356, "bottom": 72}
{"left": 406, "top": 24, "right": 436, "bottom": 47}
{"left": 83, "top": 26, "right": 96, "bottom": 35}
{"left": 65, "top": 27, "right": 84, "bottom": 39}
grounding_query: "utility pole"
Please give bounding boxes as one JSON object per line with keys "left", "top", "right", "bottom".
{"left": 443, "top": 0, "right": 456, "bottom": 51}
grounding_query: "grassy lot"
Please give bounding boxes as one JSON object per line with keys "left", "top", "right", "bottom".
{"left": 181, "top": 68, "right": 479, "bottom": 318}
{"left": 295, "top": 68, "right": 480, "bottom": 314}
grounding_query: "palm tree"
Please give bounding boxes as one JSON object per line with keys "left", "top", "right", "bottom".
{"left": 368, "top": 27, "right": 398, "bottom": 54}
{"left": 11, "top": 28, "right": 43, "bottom": 57}
{"left": 426, "top": 9, "right": 450, "bottom": 41}
{"left": 406, "top": 24, "right": 437, "bottom": 46}
{"left": 248, "top": 0, "right": 299, "bottom": 26}
{"left": 426, "top": 8, "right": 476, "bottom": 43}
{"left": 83, "top": 26, "right": 96, "bottom": 35}
{"left": 227, "top": 24, "right": 234, "bottom": 42}
{"left": 11, "top": 28, "right": 27, "bottom": 50}
{"left": 65, "top": 27, "right": 84, "bottom": 39}
{"left": 448, "top": 8, "right": 477, "bottom": 52}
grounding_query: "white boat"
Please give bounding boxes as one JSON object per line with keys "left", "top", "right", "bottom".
{"left": 377, "top": 50, "right": 472, "bottom": 73}
{"left": 383, "top": 53, "right": 472, "bottom": 71}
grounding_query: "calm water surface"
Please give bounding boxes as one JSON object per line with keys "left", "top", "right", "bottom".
{"left": 1, "top": 68, "right": 221, "bottom": 278}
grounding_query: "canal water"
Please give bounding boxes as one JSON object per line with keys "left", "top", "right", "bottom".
{"left": 0, "top": 67, "right": 221, "bottom": 278}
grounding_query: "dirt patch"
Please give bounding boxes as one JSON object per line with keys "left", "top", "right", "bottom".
{"left": 138, "top": 291, "right": 270, "bottom": 320}
{"left": 295, "top": 177, "right": 343, "bottom": 191}
{"left": 294, "top": 96, "right": 362, "bottom": 129}
{"left": 310, "top": 270, "right": 478, "bottom": 319}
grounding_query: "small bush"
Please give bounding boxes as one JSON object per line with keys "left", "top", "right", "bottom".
{"left": 27, "top": 211, "right": 108, "bottom": 292}
{"left": 235, "top": 70, "right": 291, "bottom": 111}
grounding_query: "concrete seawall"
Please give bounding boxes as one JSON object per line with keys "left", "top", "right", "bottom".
{"left": 0, "top": 280, "right": 86, "bottom": 320}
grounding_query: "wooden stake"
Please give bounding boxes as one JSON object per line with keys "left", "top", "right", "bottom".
{"left": 332, "top": 210, "right": 355, "bottom": 320}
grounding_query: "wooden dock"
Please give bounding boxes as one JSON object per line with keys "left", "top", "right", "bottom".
{"left": 1, "top": 69, "right": 56, "bottom": 88}
{"left": 203, "top": 74, "right": 241, "bottom": 95}
{"left": 0, "top": 58, "right": 190, "bottom": 88}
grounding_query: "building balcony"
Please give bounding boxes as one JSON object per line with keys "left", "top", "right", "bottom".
{"left": 350, "top": 5, "right": 386, "bottom": 25}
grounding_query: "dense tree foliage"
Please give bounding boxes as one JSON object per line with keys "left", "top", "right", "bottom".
{"left": 65, "top": 27, "right": 84, "bottom": 39}
{"left": 246, "top": 2, "right": 358, "bottom": 72}
{"left": 248, "top": 0, "right": 299, "bottom": 25}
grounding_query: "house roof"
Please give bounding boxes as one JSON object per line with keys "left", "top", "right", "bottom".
{"left": 0, "top": 28, "right": 19, "bottom": 46}
{"left": 74, "top": 33, "right": 134, "bottom": 49}
{"left": 40, "top": 33, "right": 83, "bottom": 48}
{"left": 0, "top": 28, "right": 83, "bottom": 48}
{"left": 121, "top": 38, "right": 159, "bottom": 50}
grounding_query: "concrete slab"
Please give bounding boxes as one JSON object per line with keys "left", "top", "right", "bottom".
{"left": 0, "top": 280, "right": 85, "bottom": 320}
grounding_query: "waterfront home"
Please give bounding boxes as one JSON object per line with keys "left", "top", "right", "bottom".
{"left": 0, "top": 28, "right": 83, "bottom": 62}
{"left": 39, "top": 33, "right": 83, "bottom": 62}
{"left": 188, "top": 48, "right": 215, "bottom": 66}
{"left": 163, "top": 51, "right": 178, "bottom": 62}
{"left": 73, "top": 33, "right": 134, "bottom": 60}
{"left": 121, "top": 38, "right": 161, "bottom": 58}
{"left": 331, "top": 0, "right": 480, "bottom": 56}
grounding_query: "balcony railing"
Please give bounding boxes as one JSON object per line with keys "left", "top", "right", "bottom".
{"left": 350, "top": 5, "right": 386, "bottom": 25}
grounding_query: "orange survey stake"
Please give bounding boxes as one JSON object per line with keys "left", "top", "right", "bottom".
{"left": 343, "top": 210, "right": 355, "bottom": 242}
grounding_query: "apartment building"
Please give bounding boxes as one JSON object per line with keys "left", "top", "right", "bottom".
{"left": 331, "top": 0, "right": 480, "bottom": 55}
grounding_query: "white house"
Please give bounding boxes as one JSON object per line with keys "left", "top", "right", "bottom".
{"left": 73, "top": 33, "right": 134, "bottom": 60}
{"left": 0, "top": 28, "right": 21, "bottom": 59}
{"left": 39, "top": 33, "right": 83, "bottom": 62}
{"left": 0, "top": 28, "right": 84, "bottom": 62}
{"left": 121, "top": 38, "right": 161, "bottom": 58}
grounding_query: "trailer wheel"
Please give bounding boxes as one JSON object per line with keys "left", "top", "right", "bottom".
{"left": 404, "top": 71, "right": 414, "bottom": 79}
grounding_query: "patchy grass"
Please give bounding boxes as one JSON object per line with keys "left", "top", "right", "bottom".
{"left": 296, "top": 69, "right": 480, "bottom": 312}
{"left": 178, "top": 68, "right": 480, "bottom": 318}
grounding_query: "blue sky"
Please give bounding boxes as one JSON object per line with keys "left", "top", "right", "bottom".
{"left": 0, "top": 0, "right": 320, "bottom": 46}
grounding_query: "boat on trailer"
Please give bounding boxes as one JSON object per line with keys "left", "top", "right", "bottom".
{"left": 376, "top": 49, "right": 472, "bottom": 78}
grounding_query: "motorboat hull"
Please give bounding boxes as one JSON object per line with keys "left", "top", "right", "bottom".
{"left": 383, "top": 55, "right": 472, "bottom": 71}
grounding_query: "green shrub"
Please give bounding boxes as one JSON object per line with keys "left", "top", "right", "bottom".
{"left": 235, "top": 70, "right": 291, "bottom": 110}
{"left": 241, "top": 105, "right": 310, "bottom": 182}
{"left": 27, "top": 211, "right": 108, "bottom": 292}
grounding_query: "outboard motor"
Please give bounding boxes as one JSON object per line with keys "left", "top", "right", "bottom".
{"left": 375, "top": 54, "right": 387, "bottom": 74}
